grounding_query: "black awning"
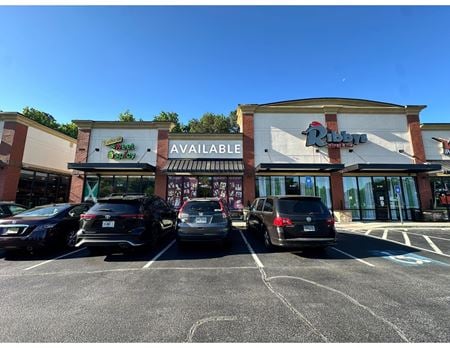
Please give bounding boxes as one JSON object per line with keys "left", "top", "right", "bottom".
{"left": 256, "top": 163, "right": 345, "bottom": 172}
{"left": 67, "top": 162, "right": 156, "bottom": 172}
{"left": 340, "top": 163, "right": 442, "bottom": 173}
{"left": 427, "top": 160, "right": 450, "bottom": 174}
{"left": 163, "top": 159, "right": 244, "bottom": 174}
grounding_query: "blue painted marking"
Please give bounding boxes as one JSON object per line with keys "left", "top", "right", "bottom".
{"left": 395, "top": 185, "right": 401, "bottom": 194}
{"left": 371, "top": 250, "right": 449, "bottom": 267}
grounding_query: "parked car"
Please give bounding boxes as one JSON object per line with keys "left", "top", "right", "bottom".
{"left": 246, "top": 195, "right": 336, "bottom": 250}
{"left": 176, "top": 197, "right": 232, "bottom": 247}
{"left": 0, "top": 203, "right": 93, "bottom": 252}
{"left": 0, "top": 202, "right": 28, "bottom": 219}
{"left": 76, "top": 194, "right": 176, "bottom": 252}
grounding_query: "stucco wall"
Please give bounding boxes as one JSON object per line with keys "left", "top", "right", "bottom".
{"left": 22, "top": 126, "right": 76, "bottom": 173}
{"left": 338, "top": 114, "right": 413, "bottom": 165}
{"left": 422, "top": 129, "right": 450, "bottom": 160}
{"left": 254, "top": 113, "right": 328, "bottom": 164}
{"left": 87, "top": 128, "right": 158, "bottom": 165}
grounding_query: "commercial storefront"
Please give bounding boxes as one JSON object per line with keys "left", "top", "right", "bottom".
{"left": 163, "top": 134, "right": 244, "bottom": 212}
{"left": 236, "top": 98, "right": 441, "bottom": 221}
{"left": 422, "top": 123, "right": 450, "bottom": 219}
{"left": 0, "top": 113, "right": 76, "bottom": 207}
{"left": 68, "top": 120, "right": 172, "bottom": 202}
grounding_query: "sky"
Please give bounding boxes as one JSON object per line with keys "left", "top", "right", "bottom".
{"left": 1, "top": 5, "right": 450, "bottom": 125}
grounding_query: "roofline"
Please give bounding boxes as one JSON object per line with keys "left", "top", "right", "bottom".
{"left": 72, "top": 120, "right": 174, "bottom": 130}
{"left": 258, "top": 97, "right": 407, "bottom": 108}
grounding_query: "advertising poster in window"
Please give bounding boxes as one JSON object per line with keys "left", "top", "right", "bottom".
{"left": 213, "top": 177, "right": 228, "bottom": 201}
{"left": 183, "top": 177, "right": 198, "bottom": 200}
{"left": 167, "top": 176, "right": 183, "bottom": 208}
{"left": 228, "top": 177, "right": 243, "bottom": 210}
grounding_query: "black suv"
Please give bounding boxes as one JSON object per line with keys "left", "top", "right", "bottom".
{"left": 246, "top": 195, "right": 336, "bottom": 250}
{"left": 76, "top": 195, "right": 176, "bottom": 252}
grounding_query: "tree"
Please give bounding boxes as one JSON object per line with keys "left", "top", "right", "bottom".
{"left": 118, "top": 109, "right": 136, "bottom": 122}
{"left": 228, "top": 110, "right": 240, "bottom": 133}
{"left": 187, "top": 112, "right": 231, "bottom": 133}
{"left": 58, "top": 122, "right": 78, "bottom": 139}
{"left": 152, "top": 111, "right": 184, "bottom": 133}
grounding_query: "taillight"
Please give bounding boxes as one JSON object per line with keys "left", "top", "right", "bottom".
{"left": 120, "top": 214, "right": 144, "bottom": 219}
{"left": 326, "top": 217, "right": 335, "bottom": 226}
{"left": 80, "top": 214, "right": 96, "bottom": 220}
{"left": 273, "top": 217, "right": 293, "bottom": 227}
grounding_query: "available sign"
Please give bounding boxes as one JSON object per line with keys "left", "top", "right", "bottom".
{"left": 103, "top": 137, "right": 136, "bottom": 160}
{"left": 169, "top": 140, "right": 243, "bottom": 159}
{"left": 302, "top": 121, "right": 368, "bottom": 148}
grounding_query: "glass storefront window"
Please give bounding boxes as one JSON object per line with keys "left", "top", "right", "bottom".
{"left": 300, "top": 176, "right": 315, "bottom": 196}
{"left": 431, "top": 177, "right": 450, "bottom": 209}
{"left": 271, "top": 176, "right": 286, "bottom": 195}
{"left": 228, "top": 177, "right": 243, "bottom": 210}
{"left": 198, "top": 177, "right": 212, "bottom": 197}
{"left": 141, "top": 176, "right": 155, "bottom": 196}
{"left": 358, "top": 177, "right": 376, "bottom": 220}
{"left": 315, "top": 176, "right": 332, "bottom": 209}
{"left": 34, "top": 172, "right": 48, "bottom": 206}
{"left": 167, "top": 176, "right": 183, "bottom": 208}
{"left": 213, "top": 177, "right": 228, "bottom": 200}
{"left": 343, "top": 176, "right": 361, "bottom": 220}
{"left": 285, "top": 176, "right": 300, "bottom": 195}
{"left": 114, "top": 176, "right": 127, "bottom": 195}
{"left": 183, "top": 177, "right": 198, "bottom": 200}
{"left": 387, "top": 176, "right": 402, "bottom": 221}
{"left": 84, "top": 176, "right": 100, "bottom": 202}
{"left": 402, "top": 177, "right": 419, "bottom": 220}
{"left": 99, "top": 176, "right": 114, "bottom": 197}
{"left": 256, "top": 176, "right": 271, "bottom": 197}
{"left": 127, "top": 176, "right": 142, "bottom": 194}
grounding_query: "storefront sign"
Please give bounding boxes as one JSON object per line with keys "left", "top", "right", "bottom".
{"left": 302, "top": 121, "right": 368, "bottom": 148}
{"left": 432, "top": 137, "right": 450, "bottom": 156}
{"left": 170, "top": 143, "right": 241, "bottom": 155}
{"left": 104, "top": 137, "right": 136, "bottom": 160}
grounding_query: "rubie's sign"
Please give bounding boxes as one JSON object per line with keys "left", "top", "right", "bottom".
{"left": 302, "top": 121, "right": 368, "bottom": 148}
{"left": 432, "top": 137, "right": 450, "bottom": 156}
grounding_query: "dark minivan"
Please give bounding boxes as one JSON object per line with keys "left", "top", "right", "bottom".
{"left": 246, "top": 195, "right": 336, "bottom": 250}
{"left": 76, "top": 195, "right": 176, "bottom": 252}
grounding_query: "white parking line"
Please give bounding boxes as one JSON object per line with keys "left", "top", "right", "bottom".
{"left": 142, "top": 240, "right": 175, "bottom": 269}
{"left": 239, "top": 230, "right": 264, "bottom": 268}
{"left": 365, "top": 230, "right": 372, "bottom": 235}
{"left": 23, "top": 248, "right": 87, "bottom": 271}
{"left": 423, "top": 236, "right": 443, "bottom": 254}
{"left": 330, "top": 247, "right": 375, "bottom": 267}
{"left": 402, "top": 232, "right": 411, "bottom": 246}
{"left": 382, "top": 229, "right": 388, "bottom": 240}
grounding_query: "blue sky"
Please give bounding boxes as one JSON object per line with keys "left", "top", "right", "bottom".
{"left": 1, "top": 6, "right": 449, "bottom": 125}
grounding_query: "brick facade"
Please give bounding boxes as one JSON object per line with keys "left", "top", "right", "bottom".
{"left": 69, "top": 128, "right": 91, "bottom": 203}
{"left": 242, "top": 113, "right": 255, "bottom": 206}
{"left": 155, "top": 129, "right": 169, "bottom": 199}
{"left": 0, "top": 122, "right": 28, "bottom": 201}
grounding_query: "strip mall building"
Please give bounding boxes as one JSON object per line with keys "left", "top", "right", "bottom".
{"left": 6, "top": 98, "right": 447, "bottom": 222}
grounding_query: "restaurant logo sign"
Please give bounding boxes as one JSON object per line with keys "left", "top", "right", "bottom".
{"left": 432, "top": 137, "right": 450, "bottom": 156}
{"left": 103, "top": 136, "right": 137, "bottom": 160}
{"left": 302, "top": 121, "right": 368, "bottom": 148}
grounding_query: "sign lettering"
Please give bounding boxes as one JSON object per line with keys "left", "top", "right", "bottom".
{"left": 432, "top": 137, "right": 450, "bottom": 156}
{"left": 104, "top": 137, "right": 136, "bottom": 160}
{"left": 170, "top": 143, "right": 241, "bottom": 155}
{"left": 302, "top": 121, "right": 368, "bottom": 148}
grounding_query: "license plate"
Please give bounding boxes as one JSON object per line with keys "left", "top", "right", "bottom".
{"left": 195, "top": 217, "right": 207, "bottom": 224}
{"left": 303, "top": 225, "right": 315, "bottom": 232}
{"left": 102, "top": 221, "right": 115, "bottom": 228}
{"left": 5, "top": 227, "right": 19, "bottom": 234}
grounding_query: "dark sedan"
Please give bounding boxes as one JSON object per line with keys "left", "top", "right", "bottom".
{"left": 0, "top": 203, "right": 92, "bottom": 253}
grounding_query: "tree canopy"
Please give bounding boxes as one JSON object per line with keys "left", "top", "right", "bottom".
{"left": 118, "top": 110, "right": 136, "bottom": 122}
{"left": 152, "top": 111, "right": 185, "bottom": 133}
{"left": 21, "top": 107, "right": 78, "bottom": 139}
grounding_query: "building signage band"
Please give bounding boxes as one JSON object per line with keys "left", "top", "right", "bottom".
{"left": 302, "top": 121, "right": 368, "bottom": 148}
{"left": 432, "top": 137, "right": 450, "bottom": 156}
{"left": 103, "top": 137, "right": 137, "bottom": 160}
{"left": 170, "top": 143, "right": 242, "bottom": 155}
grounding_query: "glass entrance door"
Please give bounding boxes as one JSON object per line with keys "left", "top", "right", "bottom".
{"left": 373, "top": 177, "right": 389, "bottom": 220}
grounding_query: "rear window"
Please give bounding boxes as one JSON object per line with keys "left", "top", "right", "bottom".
{"left": 277, "top": 199, "right": 328, "bottom": 215}
{"left": 183, "top": 201, "right": 221, "bottom": 214}
{"left": 89, "top": 202, "right": 140, "bottom": 214}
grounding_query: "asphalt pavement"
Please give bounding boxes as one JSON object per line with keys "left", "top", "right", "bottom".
{"left": 0, "top": 224, "right": 449, "bottom": 343}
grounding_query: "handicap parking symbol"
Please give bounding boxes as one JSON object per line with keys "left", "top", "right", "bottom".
{"left": 371, "top": 250, "right": 449, "bottom": 267}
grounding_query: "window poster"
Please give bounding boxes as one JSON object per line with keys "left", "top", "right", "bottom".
{"left": 213, "top": 177, "right": 228, "bottom": 200}
{"left": 228, "top": 177, "right": 243, "bottom": 210}
{"left": 183, "top": 177, "right": 198, "bottom": 200}
{"left": 167, "top": 176, "right": 183, "bottom": 208}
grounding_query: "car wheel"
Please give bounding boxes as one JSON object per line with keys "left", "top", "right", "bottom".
{"left": 263, "top": 227, "right": 274, "bottom": 251}
{"left": 66, "top": 229, "right": 78, "bottom": 249}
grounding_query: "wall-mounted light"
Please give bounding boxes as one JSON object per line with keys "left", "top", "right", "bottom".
{"left": 264, "top": 149, "right": 268, "bottom": 153}
{"left": 95, "top": 148, "right": 99, "bottom": 152}
{"left": 315, "top": 149, "right": 320, "bottom": 153}
{"left": 399, "top": 149, "right": 405, "bottom": 153}
{"left": 147, "top": 148, "right": 151, "bottom": 152}
{"left": 349, "top": 149, "right": 354, "bottom": 153}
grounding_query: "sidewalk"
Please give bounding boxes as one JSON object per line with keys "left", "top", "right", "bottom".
{"left": 336, "top": 221, "right": 450, "bottom": 230}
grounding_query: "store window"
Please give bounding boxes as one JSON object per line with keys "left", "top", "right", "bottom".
{"left": 285, "top": 176, "right": 300, "bottom": 195}
{"left": 87, "top": 175, "right": 155, "bottom": 202}
{"left": 430, "top": 177, "right": 450, "bottom": 209}
{"left": 343, "top": 177, "right": 361, "bottom": 220}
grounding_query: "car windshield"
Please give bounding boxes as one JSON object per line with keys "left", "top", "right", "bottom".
{"left": 89, "top": 202, "right": 140, "bottom": 214}
{"left": 15, "top": 205, "right": 69, "bottom": 217}
{"left": 183, "top": 201, "right": 221, "bottom": 215}
{"left": 278, "top": 199, "right": 328, "bottom": 215}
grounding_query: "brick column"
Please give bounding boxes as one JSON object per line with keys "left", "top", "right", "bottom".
{"left": 0, "top": 121, "right": 28, "bottom": 201}
{"left": 325, "top": 114, "right": 344, "bottom": 210}
{"left": 407, "top": 114, "right": 432, "bottom": 209}
{"left": 155, "top": 129, "right": 169, "bottom": 199}
{"left": 69, "top": 128, "right": 91, "bottom": 203}
{"left": 242, "top": 113, "right": 255, "bottom": 206}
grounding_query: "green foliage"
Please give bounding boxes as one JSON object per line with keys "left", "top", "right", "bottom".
{"left": 118, "top": 109, "right": 136, "bottom": 122}
{"left": 21, "top": 107, "right": 77, "bottom": 139}
{"left": 152, "top": 111, "right": 185, "bottom": 133}
{"left": 187, "top": 112, "right": 233, "bottom": 133}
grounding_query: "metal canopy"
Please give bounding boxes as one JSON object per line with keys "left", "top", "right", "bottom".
{"left": 255, "top": 163, "right": 345, "bottom": 172}
{"left": 163, "top": 159, "right": 244, "bottom": 174}
{"left": 67, "top": 162, "right": 156, "bottom": 172}
{"left": 340, "top": 163, "right": 442, "bottom": 173}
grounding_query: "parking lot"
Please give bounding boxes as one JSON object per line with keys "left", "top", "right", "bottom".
{"left": 0, "top": 224, "right": 449, "bottom": 343}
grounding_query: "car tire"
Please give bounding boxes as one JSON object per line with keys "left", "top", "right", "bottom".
{"left": 263, "top": 227, "right": 274, "bottom": 251}
{"left": 66, "top": 229, "right": 78, "bottom": 249}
